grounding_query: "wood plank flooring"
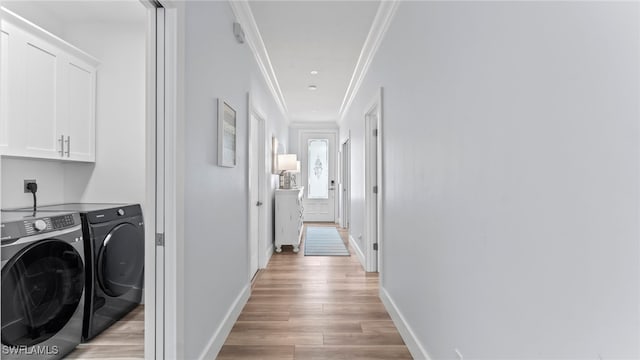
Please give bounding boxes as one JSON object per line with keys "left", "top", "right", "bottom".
{"left": 65, "top": 223, "right": 411, "bottom": 359}
{"left": 218, "top": 223, "right": 412, "bottom": 360}
{"left": 66, "top": 305, "right": 144, "bottom": 359}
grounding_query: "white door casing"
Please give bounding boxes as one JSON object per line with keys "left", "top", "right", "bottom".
{"left": 300, "top": 131, "right": 337, "bottom": 222}
{"left": 248, "top": 101, "right": 266, "bottom": 279}
{"left": 364, "top": 88, "right": 383, "bottom": 273}
{"left": 341, "top": 138, "right": 351, "bottom": 229}
{"left": 143, "top": 2, "right": 181, "bottom": 359}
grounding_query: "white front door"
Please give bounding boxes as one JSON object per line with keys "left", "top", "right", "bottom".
{"left": 301, "top": 131, "right": 336, "bottom": 222}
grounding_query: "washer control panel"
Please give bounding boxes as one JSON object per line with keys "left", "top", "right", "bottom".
{"left": 24, "top": 218, "right": 53, "bottom": 235}
{"left": 1, "top": 212, "right": 80, "bottom": 244}
{"left": 51, "top": 214, "right": 75, "bottom": 229}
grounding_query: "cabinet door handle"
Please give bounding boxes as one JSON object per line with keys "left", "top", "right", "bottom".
{"left": 65, "top": 136, "right": 70, "bottom": 157}
{"left": 59, "top": 135, "right": 65, "bottom": 156}
{"left": 256, "top": 201, "right": 263, "bottom": 206}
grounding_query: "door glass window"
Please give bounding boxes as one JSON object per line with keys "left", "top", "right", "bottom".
{"left": 308, "top": 139, "right": 329, "bottom": 199}
{"left": 1, "top": 240, "right": 84, "bottom": 346}
{"left": 97, "top": 223, "right": 144, "bottom": 297}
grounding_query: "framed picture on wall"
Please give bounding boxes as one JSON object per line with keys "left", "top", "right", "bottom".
{"left": 218, "top": 99, "right": 236, "bottom": 167}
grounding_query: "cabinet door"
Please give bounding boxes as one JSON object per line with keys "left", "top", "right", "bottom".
{"left": 23, "top": 36, "right": 63, "bottom": 159}
{"left": 0, "top": 28, "right": 10, "bottom": 152}
{"left": 64, "top": 59, "right": 95, "bottom": 161}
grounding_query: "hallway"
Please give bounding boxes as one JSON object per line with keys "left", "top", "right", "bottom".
{"left": 218, "top": 224, "right": 412, "bottom": 360}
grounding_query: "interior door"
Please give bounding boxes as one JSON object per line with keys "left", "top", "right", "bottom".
{"left": 341, "top": 139, "right": 351, "bottom": 229}
{"left": 301, "top": 132, "right": 336, "bottom": 222}
{"left": 248, "top": 112, "right": 262, "bottom": 279}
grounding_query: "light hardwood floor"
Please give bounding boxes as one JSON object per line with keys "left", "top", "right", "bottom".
{"left": 66, "top": 306, "right": 144, "bottom": 359}
{"left": 218, "top": 223, "right": 412, "bottom": 360}
{"left": 65, "top": 223, "right": 411, "bottom": 359}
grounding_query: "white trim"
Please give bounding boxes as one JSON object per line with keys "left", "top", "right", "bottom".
{"left": 248, "top": 96, "right": 268, "bottom": 274}
{"left": 198, "top": 284, "right": 251, "bottom": 360}
{"left": 338, "top": 1, "right": 399, "bottom": 124}
{"left": 0, "top": 7, "right": 100, "bottom": 67}
{"left": 380, "top": 286, "right": 433, "bottom": 360}
{"left": 142, "top": 2, "right": 158, "bottom": 359}
{"left": 364, "top": 89, "right": 382, "bottom": 273}
{"left": 149, "top": 2, "right": 184, "bottom": 359}
{"left": 264, "top": 243, "right": 274, "bottom": 267}
{"left": 229, "top": 1, "right": 289, "bottom": 122}
{"left": 376, "top": 87, "right": 384, "bottom": 279}
{"left": 349, "top": 234, "right": 366, "bottom": 270}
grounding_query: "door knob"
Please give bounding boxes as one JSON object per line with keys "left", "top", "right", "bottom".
{"left": 256, "top": 201, "right": 263, "bottom": 206}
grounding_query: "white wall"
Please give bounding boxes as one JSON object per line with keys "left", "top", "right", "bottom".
{"left": 341, "top": 2, "right": 640, "bottom": 359}
{"left": 0, "top": 4, "right": 147, "bottom": 212}
{"left": 181, "top": 2, "right": 288, "bottom": 358}
{"left": 61, "top": 21, "right": 147, "bottom": 209}
{"left": 1, "top": 158, "right": 66, "bottom": 208}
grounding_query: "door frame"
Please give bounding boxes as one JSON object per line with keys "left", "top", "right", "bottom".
{"left": 298, "top": 129, "right": 339, "bottom": 223}
{"left": 340, "top": 136, "right": 351, "bottom": 229}
{"left": 364, "top": 88, "right": 383, "bottom": 273}
{"left": 248, "top": 94, "right": 268, "bottom": 276}
{"left": 143, "top": 1, "right": 181, "bottom": 359}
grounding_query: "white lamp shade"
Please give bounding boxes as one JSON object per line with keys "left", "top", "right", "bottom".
{"left": 277, "top": 154, "right": 298, "bottom": 171}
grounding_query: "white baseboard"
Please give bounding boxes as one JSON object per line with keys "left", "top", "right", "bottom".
{"left": 380, "top": 286, "right": 432, "bottom": 360}
{"left": 263, "top": 243, "right": 274, "bottom": 268}
{"left": 198, "top": 284, "right": 251, "bottom": 360}
{"left": 349, "top": 234, "right": 366, "bottom": 269}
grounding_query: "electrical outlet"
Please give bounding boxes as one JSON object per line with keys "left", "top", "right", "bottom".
{"left": 24, "top": 179, "right": 36, "bottom": 193}
{"left": 454, "top": 349, "right": 464, "bottom": 360}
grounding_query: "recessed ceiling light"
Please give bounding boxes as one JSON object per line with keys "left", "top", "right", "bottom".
{"left": 310, "top": 70, "right": 319, "bottom": 75}
{"left": 308, "top": 85, "right": 318, "bottom": 91}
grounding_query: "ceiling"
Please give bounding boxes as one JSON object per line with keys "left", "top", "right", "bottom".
{"left": 249, "top": 1, "right": 380, "bottom": 122}
{"left": 4, "top": 0, "right": 379, "bottom": 123}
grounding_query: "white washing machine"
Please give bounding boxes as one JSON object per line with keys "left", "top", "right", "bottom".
{"left": 1, "top": 211, "right": 85, "bottom": 360}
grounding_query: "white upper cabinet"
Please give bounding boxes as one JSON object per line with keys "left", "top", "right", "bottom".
{"left": 23, "top": 35, "right": 61, "bottom": 158}
{"left": 0, "top": 28, "right": 11, "bottom": 151}
{"left": 0, "top": 8, "right": 99, "bottom": 162}
{"left": 64, "top": 59, "right": 96, "bottom": 161}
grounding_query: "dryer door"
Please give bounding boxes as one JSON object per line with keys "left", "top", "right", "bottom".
{"left": 96, "top": 223, "right": 144, "bottom": 297}
{"left": 1, "top": 240, "right": 84, "bottom": 346}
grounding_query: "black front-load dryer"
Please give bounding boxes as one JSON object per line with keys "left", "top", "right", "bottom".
{"left": 14, "top": 204, "right": 145, "bottom": 341}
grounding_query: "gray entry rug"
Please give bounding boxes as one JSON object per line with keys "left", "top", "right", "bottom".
{"left": 304, "top": 227, "right": 350, "bottom": 256}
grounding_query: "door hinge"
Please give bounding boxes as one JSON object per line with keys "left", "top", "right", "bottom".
{"left": 373, "top": 243, "right": 378, "bottom": 251}
{"left": 156, "top": 233, "right": 165, "bottom": 246}
{"left": 373, "top": 129, "right": 378, "bottom": 136}
{"left": 373, "top": 185, "right": 378, "bottom": 194}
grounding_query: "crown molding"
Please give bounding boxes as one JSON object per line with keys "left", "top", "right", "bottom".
{"left": 229, "top": 1, "right": 290, "bottom": 122}
{"left": 338, "top": 0, "right": 400, "bottom": 124}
